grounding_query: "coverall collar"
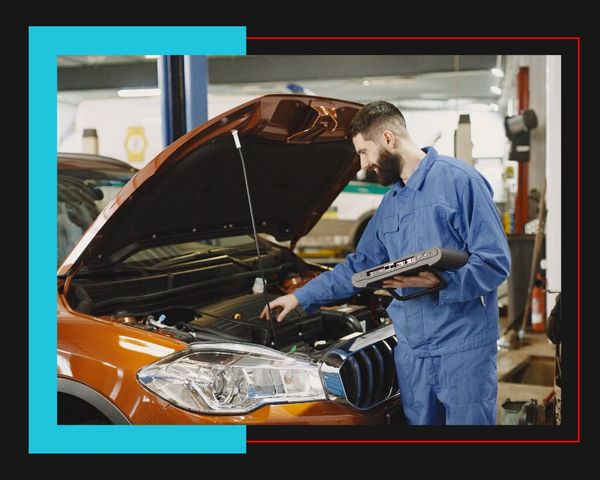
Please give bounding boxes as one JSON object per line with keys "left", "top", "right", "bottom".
{"left": 393, "top": 146, "right": 438, "bottom": 193}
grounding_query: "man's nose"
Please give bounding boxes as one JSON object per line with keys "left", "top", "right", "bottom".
{"left": 360, "top": 157, "right": 369, "bottom": 170}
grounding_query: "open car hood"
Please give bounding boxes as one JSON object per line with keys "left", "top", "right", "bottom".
{"left": 58, "top": 94, "right": 363, "bottom": 276}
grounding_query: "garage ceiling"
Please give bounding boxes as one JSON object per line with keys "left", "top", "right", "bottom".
{"left": 58, "top": 55, "right": 149, "bottom": 67}
{"left": 58, "top": 55, "right": 505, "bottom": 110}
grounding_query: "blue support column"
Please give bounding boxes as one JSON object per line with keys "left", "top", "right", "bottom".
{"left": 157, "top": 56, "right": 171, "bottom": 147}
{"left": 158, "top": 55, "right": 186, "bottom": 147}
{"left": 184, "top": 55, "right": 208, "bottom": 131}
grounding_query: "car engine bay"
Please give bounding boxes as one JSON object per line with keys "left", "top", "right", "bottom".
{"left": 63, "top": 242, "right": 394, "bottom": 357}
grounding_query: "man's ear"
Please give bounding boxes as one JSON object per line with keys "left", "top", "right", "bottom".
{"left": 382, "top": 130, "right": 395, "bottom": 149}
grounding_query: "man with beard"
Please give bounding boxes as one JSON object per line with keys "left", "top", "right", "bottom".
{"left": 261, "top": 101, "right": 510, "bottom": 425}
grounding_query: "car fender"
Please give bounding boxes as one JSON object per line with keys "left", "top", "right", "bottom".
{"left": 58, "top": 293, "right": 186, "bottom": 423}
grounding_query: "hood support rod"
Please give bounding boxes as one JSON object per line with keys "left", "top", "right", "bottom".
{"left": 231, "top": 130, "right": 278, "bottom": 347}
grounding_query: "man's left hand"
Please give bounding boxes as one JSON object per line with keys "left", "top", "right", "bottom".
{"left": 382, "top": 271, "right": 441, "bottom": 289}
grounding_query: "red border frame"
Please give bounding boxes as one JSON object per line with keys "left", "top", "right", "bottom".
{"left": 248, "top": 36, "right": 580, "bottom": 41}
{"left": 244, "top": 36, "right": 581, "bottom": 444}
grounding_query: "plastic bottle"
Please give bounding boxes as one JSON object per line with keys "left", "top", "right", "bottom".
{"left": 82, "top": 128, "right": 99, "bottom": 154}
{"left": 503, "top": 165, "right": 516, "bottom": 234}
{"left": 531, "top": 273, "right": 546, "bottom": 332}
{"left": 252, "top": 277, "right": 266, "bottom": 294}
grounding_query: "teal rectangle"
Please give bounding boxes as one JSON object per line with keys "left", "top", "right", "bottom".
{"left": 29, "top": 26, "right": 246, "bottom": 454}
{"left": 31, "top": 426, "right": 246, "bottom": 454}
{"left": 31, "top": 26, "right": 247, "bottom": 54}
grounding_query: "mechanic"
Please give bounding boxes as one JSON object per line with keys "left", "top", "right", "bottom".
{"left": 260, "top": 101, "right": 511, "bottom": 425}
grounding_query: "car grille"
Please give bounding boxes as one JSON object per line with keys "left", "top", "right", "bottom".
{"left": 320, "top": 325, "right": 399, "bottom": 410}
{"left": 339, "top": 338, "right": 397, "bottom": 409}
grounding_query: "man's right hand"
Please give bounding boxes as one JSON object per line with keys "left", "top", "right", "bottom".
{"left": 259, "top": 294, "right": 299, "bottom": 323}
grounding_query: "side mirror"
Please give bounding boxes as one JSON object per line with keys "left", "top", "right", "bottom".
{"left": 87, "top": 185, "right": 104, "bottom": 200}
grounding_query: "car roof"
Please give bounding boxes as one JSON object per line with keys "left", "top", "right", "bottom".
{"left": 58, "top": 152, "right": 138, "bottom": 172}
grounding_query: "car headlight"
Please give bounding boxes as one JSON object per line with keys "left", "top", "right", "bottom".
{"left": 137, "top": 342, "right": 326, "bottom": 414}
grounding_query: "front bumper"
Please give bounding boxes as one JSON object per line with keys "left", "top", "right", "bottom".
{"left": 147, "top": 399, "right": 399, "bottom": 425}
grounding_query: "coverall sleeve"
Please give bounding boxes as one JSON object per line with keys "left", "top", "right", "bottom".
{"left": 294, "top": 206, "right": 389, "bottom": 313}
{"left": 437, "top": 176, "right": 511, "bottom": 305}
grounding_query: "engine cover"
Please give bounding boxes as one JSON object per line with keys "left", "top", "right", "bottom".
{"left": 189, "top": 293, "right": 322, "bottom": 349}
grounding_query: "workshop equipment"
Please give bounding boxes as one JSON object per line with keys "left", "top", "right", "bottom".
{"left": 500, "top": 398, "right": 545, "bottom": 425}
{"left": 351, "top": 247, "right": 468, "bottom": 300}
{"left": 531, "top": 273, "right": 546, "bottom": 332}
{"left": 518, "top": 179, "right": 547, "bottom": 339}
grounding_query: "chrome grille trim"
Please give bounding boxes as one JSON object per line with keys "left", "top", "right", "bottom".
{"left": 319, "top": 323, "right": 399, "bottom": 410}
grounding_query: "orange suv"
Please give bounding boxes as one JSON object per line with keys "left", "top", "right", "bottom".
{"left": 57, "top": 95, "right": 403, "bottom": 425}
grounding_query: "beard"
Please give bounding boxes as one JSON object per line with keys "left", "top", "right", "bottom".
{"left": 374, "top": 148, "right": 402, "bottom": 186}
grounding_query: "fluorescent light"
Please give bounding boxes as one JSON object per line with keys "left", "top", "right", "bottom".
{"left": 117, "top": 88, "right": 161, "bottom": 98}
{"left": 362, "top": 80, "right": 371, "bottom": 86}
{"left": 491, "top": 68, "right": 504, "bottom": 78}
{"left": 490, "top": 85, "right": 502, "bottom": 95}
{"left": 489, "top": 103, "right": 499, "bottom": 111}
{"left": 144, "top": 55, "right": 160, "bottom": 59}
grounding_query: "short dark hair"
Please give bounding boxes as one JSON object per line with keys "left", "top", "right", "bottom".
{"left": 348, "top": 100, "right": 407, "bottom": 140}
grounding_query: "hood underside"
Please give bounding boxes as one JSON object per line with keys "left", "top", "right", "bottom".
{"left": 59, "top": 95, "right": 363, "bottom": 275}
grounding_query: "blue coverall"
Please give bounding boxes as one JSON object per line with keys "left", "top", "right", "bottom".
{"left": 294, "top": 147, "right": 511, "bottom": 425}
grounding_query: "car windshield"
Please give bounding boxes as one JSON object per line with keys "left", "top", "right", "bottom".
{"left": 58, "top": 161, "right": 137, "bottom": 267}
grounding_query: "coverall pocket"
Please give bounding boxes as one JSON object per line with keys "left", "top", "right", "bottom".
{"left": 442, "top": 343, "right": 498, "bottom": 404}
{"left": 414, "top": 203, "right": 462, "bottom": 250}
{"left": 382, "top": 213, "right": 399, "bottom": 233}
{"left": 382, "top": 213, "right": 400, "bottom": 255}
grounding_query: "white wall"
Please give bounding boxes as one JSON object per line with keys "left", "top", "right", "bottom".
{"left": 404, "top": 110, "right": 506, "bottom": 201}
{"left": 207, "top": 93, "right": 256, "bottom": 119}
{"left": 58, "top": 94, "right": 258, "bottom": 167}
{"left": 57, "top": 96, "right": 507, "bottom": 192}
{"left": 545, "top": 55, "right": 561, "bottom": 309}
{"left": 59, "top": 97, "right": 163, "bottom": 167}
{"left": 526, "top": 56, "right": 547, "bottom": 195}
{"left": 57, "top": 101, "right": 77, "bottom": 150}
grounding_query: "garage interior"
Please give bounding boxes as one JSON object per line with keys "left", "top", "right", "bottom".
{"left": 57, "top": 54, "right": 563, "bottom": 426}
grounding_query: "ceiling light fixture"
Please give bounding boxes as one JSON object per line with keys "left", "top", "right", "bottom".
{"left": 490, "top": 85, "right": 502, "bottom": 95}
{"left": 491, "top": 54, "right": 504, "bottom": 78}
{"left": 117, "top": 88, "right": 161, "bottom": 98}
{"left": 362, "top": 80, "right": 371, "bottom": 86}
{"left": 489, "top": 103, "right": 499, "bottom": 111}
{"left": 491, "top": 68, "right": 504, "bottom": 78}
{"left": 144, "top": 55, "right": 160, "bottom": 59}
